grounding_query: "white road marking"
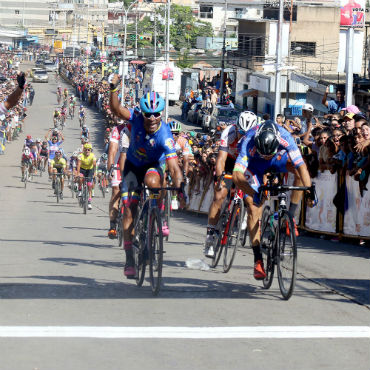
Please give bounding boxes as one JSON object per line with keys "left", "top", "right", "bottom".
{"left": 0, "top": 326, "right": 368, "bottom": 339}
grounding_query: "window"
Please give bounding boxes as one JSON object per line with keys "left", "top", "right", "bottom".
{"left": 263, "top": 5, "right": 297, "bottom": 21}
{"left": 199, "top": 5, "right": 213, "bottom": 19}
{"left": 235, "top": 8, "right": 243, "bottom": 18}
{"left": 291, "top": 42, "right": 316, "bottom": 57}
{"left": 15, "top": 10, "right": 20, "bottom": 15}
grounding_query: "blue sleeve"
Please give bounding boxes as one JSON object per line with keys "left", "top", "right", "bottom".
{"left": 234, "top": 134, "right": 253, "bottom": 172}
{"left": 277, "top": 126, "right": 304, "bottom": 168}
{"left": 327, "top": 100, "right": 338, "bottom": 113}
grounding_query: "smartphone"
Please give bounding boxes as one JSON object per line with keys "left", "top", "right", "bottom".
{"left": 295, "top": 137, "right": 301, "bottom": 145}
{"left": 329, "top": 85, "right": 334, "bottom": 93}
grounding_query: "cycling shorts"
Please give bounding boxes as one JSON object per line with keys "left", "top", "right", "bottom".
{"left": 80, "top": 168, "right": 94, "bottom": 180}
{"left": 244, "top": 150, "right": 289, "bottom": 193}
{"left": 225, "top": 157, "right": 236, "bottom": 174}
{"left": 97, "top": 165, "right": 107, "bottom": 174}
{"left": 121, "top": 160, "right": 165, "bottom": 204}
{"left": 111, "top": 167, "right": 122, "bottom": 188}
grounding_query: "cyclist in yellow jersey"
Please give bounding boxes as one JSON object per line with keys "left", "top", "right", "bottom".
{"left": 50, "top": 150, "right": 67, "bottom": 199}
{"left": 76, "top": 143, "right": 96, "bottom": 210}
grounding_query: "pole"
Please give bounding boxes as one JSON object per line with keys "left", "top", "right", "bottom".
{"left": 135, "top": 12, "right": 138, "bottom": 57}
{"left": 165, "top": 0, "right": 171, "bottom": 122}
{"left": 219, "top": 0, "right": 227, "bottom": 104}
{"left": 364, "top": 24, "right": 368, "bottom": 79}
{"left": 285, "top": 0, "right": 293, "bottom": 111}
{"left": 346, "top": 26, "right": 354, "bottom": 107}
{"left": 274, "top": 0, "right": 284, "bottom": 118}
{"left": 154, "top": 10, "right": 157, "bottom": 61}
{"left": 121, "top": 9, "right": 127, "bottom": 106}
{"left": 72, "top": 0, "right": 76, "bottom": 59}
{"left": 86, "top": 0, "right": 89, "bottom": 78}
{"left": 102, "top": 21, "right": 105, "bottom": 78}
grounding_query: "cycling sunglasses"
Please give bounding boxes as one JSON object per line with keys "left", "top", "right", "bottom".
{"left": 144, "top": 112, "right": 161, "bottom": 118}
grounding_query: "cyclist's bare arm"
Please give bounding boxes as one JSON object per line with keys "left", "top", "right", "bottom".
{"left": 4, "top": 86, "right": 23, "bottom": 110}
{"left": 167, "top": 158, "right": 183, "bottom": 188}
{"left": 109, "top": 74, "right": 131, "bottom": 120}
{"left": 108, "top": 141, "right": 118, "bottom": 172}
{"left": 215, "top": 150, "right": 228, "bottom": 178}
{"left": 119, "top": 152, "right": 127, "bottom": 174}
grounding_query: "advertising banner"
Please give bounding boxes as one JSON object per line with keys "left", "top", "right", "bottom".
{"left": 340, "top": 0, "right": 365, "bottom": 27}
{"left": 343, "top": 175, "right": 370, "bottom": 236}
{"left": 305, "top": 171, "right": 337, "bottom": 233}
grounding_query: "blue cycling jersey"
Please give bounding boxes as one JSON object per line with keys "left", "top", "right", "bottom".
{"left": 127, "top": 113, "right": 177, "bottom": 167}
{"left": 234, "top": 123, "right": 304, "bottom": 192}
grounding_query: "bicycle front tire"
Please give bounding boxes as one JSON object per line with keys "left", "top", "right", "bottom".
{"left": 223, "top": 200, "right": 244, "bottom": 273}
{"left": 277, "top": 211, "right": 297, "bottom": 300}
{"left": 83, "top": 185, "right": 88, "bottom": 214}
{"left": 260, "top": 206, "right": 275, "bottom": 290}
{"left": 55, "top": 178, "right": 60, "bottom": 203}
{"left": 148, "top": 208, "right": 163, "bottom": 296}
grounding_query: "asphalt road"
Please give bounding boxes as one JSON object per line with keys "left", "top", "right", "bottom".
{"left": 0, "top": 68, "right": 369, "bottom": 370}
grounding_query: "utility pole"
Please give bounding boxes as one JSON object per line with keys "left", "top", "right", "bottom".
{"left": 219, "top": 0, "right": 227, "bottom": 104}
{"left": 154, "top": 10, "right": 157, "bottom": 61}
{"left": 86, "top": 0, "right": 89, "bottom": 78}
{"left": 346, "top": 26, "right": 354, "bottom": 106}
{"left": 274, "top": 0, "right": 284, "bottom": 118}
{"left": 165, "top": 0, "right": 171, "bottom": 122}
{"left": 102, "top": 21, "right": 105, "bottom": 78}
{"left": 72, "top": 0, "right": 76, "bottom": 59}
{"left": 135, "top": 12, "right": 138, "bottom": 57}
{"left": 285, "top": 0, "right": 293, "bottom": 111}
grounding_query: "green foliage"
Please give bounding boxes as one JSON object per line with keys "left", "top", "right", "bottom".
{"left": 123, "top": 4, "right": 214, "bottom": 53}
{"left": 177, "top": 52, "right": 192, "bottom": 69}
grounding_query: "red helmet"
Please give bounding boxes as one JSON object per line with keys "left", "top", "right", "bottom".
{"left": 27, "top": 135, "right": 32, "bottom": 139}
{"left": 106, "top": 128, "right": 110, "bottom": 132}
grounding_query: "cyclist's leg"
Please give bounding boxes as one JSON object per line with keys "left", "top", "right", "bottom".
{"left": 108, "top": 168, "right": 121, "bottom": 237}
{"left": 60, "top": 170, "right": 65, "bottom": 192}
{"left": 204, "top": 157, "right": 234, "bottom": 257}
{"left": 285, "top": 159, "right": 304, "bottom": 219}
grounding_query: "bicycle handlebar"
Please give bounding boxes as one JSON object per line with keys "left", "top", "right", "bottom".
{"left": 260, "top": 182, "right": 317, "bottom": 202}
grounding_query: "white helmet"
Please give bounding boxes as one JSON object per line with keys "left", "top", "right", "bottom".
{"left": 24, "top": 148, "right": 31, "bottom": 155}
{"left": 237, "top": 111, "right": 257, "bottom": 132}
{"left": 72, "top": 151, "right": 78, "bottom": 157}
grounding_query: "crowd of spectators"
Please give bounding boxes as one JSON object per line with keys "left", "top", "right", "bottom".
{"left": 0, "top": 52, "right": 30, "bottom": 154}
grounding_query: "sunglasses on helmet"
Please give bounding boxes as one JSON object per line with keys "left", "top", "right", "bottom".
{"left": 144, "top": 112, "right": 161, "bottom": 118}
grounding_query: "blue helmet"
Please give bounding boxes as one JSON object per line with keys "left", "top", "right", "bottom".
{"left": 139, "top": 92, "right": 165, "bottom": 114}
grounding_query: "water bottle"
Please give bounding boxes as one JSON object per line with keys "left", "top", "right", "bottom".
{"left": 171, "top": 195, "right": 179, "bottom": 210}
{"left": 268, "top": 212, "right": 278, "bottom": 240}
{"left": 185, "top": 258, "right": 210, "bottom": 271}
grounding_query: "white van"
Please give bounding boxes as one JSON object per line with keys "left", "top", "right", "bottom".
{"left": 142, "top": 61, "right": 181, "bottom": 103}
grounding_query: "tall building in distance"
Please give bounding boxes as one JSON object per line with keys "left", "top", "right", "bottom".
{"left": 0, "top": 0, "right": 51, "bottom": 28}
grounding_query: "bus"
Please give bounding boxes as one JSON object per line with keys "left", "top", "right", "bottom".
{"left": 142, "top": 61, "right": 181, "bottom": 103}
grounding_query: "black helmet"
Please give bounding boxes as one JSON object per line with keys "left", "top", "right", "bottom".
{"left": 254, "top": 120, "right": 280, "bottom": 156}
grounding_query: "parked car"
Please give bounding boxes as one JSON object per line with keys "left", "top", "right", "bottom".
{"left": 187, "top": 102, "right": 203, "bottom": 124}
{"left": 33, "top": 69, "right": 49, "bottom": 83}
{"left": 203, "top": 106, "right": 239, "bottom": 131}
{"left": 35, "top": 59, "right": 44, "bottom": 67}
{"left": 43, "top": 60, "right": 58, "bottom": 72}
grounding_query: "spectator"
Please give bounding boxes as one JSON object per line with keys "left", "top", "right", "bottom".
{"left": 322, "top": 86, "right": 346, "bottom": 113}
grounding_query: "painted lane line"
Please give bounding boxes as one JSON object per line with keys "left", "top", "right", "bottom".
{"left": 0, "top": 326, "right": 369, "bottom": 339}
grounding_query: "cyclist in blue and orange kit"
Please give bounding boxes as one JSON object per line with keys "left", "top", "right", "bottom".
{"left": 233, "top": 120, "right": 315, "bottom": 279}
{"left": 109, "top": 74, "right": 184, "bottom": 278}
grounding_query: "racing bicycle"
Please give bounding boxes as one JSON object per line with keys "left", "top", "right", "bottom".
{"left": 210, "top": 173, "right": 246, "bottom": 273}
{"left": 131, "top": 183, "right": 183, "bottom": 296}
{"left": 259, "top": 175, "right": 317, "bottom": 300}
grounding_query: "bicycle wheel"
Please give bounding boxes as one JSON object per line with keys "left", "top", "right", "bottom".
{"left": 223, "top": 200, "right": 244, "bottom": 273}
{"left": 117, "top": 211, "right": 123, "bottom": 248}
{"left": 148, "top": 208, "right": 163, "bottom": 296}
{"left": 100, "top": 178, "right": 106, "bottom": 198}
{"left": 134, "top": 214, "right": 146, "bottom": 287}
{"left": 83, "top": 184, "right": 88, "bottom": 214}
{"left": 209, "top": 232, "right": 223, "bottom": 268}
{"left": 163, "top": 190, "right": 171, "bottom": 241}
{"left": 24, "top": 168, "right": 28, "bottom": 189}
{"left": 55, "top": 177, "right": 60, "bottom": 203}
{"left": 260, "top": 206, "right": 275, "bottom": 289}
{"left": 277, "top": 211, "right": 297, "bottom": 300}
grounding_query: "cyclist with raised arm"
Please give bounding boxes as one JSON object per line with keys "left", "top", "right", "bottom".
{"left": 109, "top": 74, "right": 184, "bottom": 278}
{"left": 232, "top": 120, "right": 314, "bottom": 279}
{"left": 204, "top": 111, "right": 258, "bottom": 258}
